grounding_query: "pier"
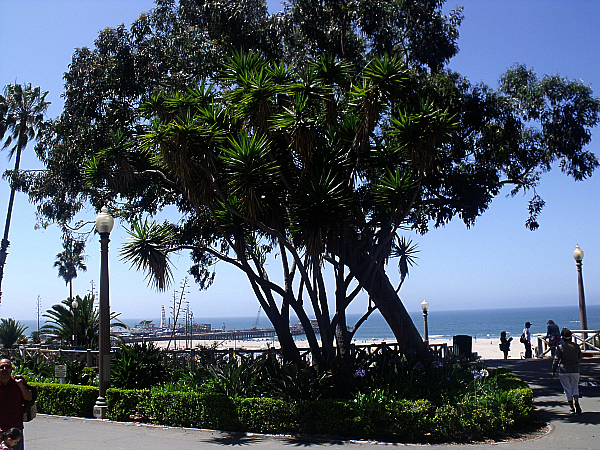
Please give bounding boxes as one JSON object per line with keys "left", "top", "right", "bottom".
{"left": 119, "top": 327, "right": 306, "bottom": 344}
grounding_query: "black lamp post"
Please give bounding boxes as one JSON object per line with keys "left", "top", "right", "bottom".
{"left": 573, "top": 245, "right": 588, "bottom": 349}
{"left": 421, "top": 300, "right": 429, "bottom": 347}
{"left": 93, "top": 206, "right": 114, "bottom": 419}
{"left": 72, "top": 298, "right": 78, "bottom": 347}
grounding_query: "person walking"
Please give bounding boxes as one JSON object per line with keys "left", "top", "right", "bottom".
{"left": 499, "top": 331, "right": 512, "bottom": 359}
{"left": 546, "top": 319, "right": 562, "bottom": 358}
{"left": 0, "top": 359, "right": 32, "bottom": 450}
{"left": 551, "top": 327, "right": 583, "bottom": 414}
{"left": 521, "top": 321, "right": 532, "bottom": 358}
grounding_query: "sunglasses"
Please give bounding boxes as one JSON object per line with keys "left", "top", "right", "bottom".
{"left": 0, "top": 365, "right": 12, "bottom": 370}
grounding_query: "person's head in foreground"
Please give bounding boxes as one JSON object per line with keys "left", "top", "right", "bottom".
{"left": 0, "top": 359, "right": 13, "bottom": 384}
{"left": 1, "top": 428, "right": 22, "bottom": 448}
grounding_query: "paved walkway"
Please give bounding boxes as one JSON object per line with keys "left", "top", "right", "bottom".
{"left": 24, "top": 358, "right": 600, "bottom": 449}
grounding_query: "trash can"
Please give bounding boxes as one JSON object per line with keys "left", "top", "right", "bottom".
{"left": 453, "top": 335, "right": 472, "bottom": 358}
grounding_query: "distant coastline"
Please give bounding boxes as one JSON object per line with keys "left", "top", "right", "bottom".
{"left": 18, "top": 304, "right": 600, "bottom": 342}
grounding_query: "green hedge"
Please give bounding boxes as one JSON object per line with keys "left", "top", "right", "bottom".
{"left": 30, "top": 382, "right": 534, "bottom": 442}
{"left": 32, "top": 383, "right": 98, "bottom": 418}
{"left": 236, "top": 398, "right": 293, "bottom": 433}
{"left": 146, "top": 391, "right": 239, "bottom": 430}
{"left": 106, "top": 388, "right": 150, "bottom": 422}
{"left": 386, "top": 399, "right": 434, "bottom": 440}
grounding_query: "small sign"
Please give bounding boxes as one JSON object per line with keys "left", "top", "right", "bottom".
{"left": 54, "top": 364, "right": 67, "bottom": 379}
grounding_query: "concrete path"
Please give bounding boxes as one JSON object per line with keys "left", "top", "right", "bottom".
{"left": 24, "top": 358, "right": 600, "bottom": 449}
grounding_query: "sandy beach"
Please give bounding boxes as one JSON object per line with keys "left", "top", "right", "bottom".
{"left": 153, "top": 335, "right": 534, "bottom": 360}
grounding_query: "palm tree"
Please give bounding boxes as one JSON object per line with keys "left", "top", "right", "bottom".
{"left": 54, "top": 236, "right": 88, "bottom": 301}
{"left": 42, "top": 294, "right": 125, "bottom": 348}
{"left": 0, "top": 83, "right": 50, "bottom": 300}
{"left": 0, "top": 317, "right": 28, "bottom": 348}
{"left": 30, "top": 330, "right": 41, "bottom": 344}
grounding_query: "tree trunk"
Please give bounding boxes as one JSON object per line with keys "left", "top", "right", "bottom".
{"left": 264, "top": 307, "right": 302, "bottom": 363}
{"left": 241, "top": 261, "right": 303, "bottom": 363}
{"left": 0, "top": 147, "right": 22, "bottom": 300}
{"left": 289, "top": 300, "right": 325, "bottom": 365}
{"left": 352, "top": 262, "right": 427, "bottom": 357}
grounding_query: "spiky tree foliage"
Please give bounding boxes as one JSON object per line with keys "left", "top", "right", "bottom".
{"left": 21, "top": 0, "right": 461, "bottom": 227}
{"left": 78, "top": 49, "right": 598, "bottom": 365}
{"left": 0, "top": 83, "right": 50, "bottom": 299}
{"left": 41, "top": 294, "right": 125, "bottom": 349}
{"left": 0, "top": 318, "right": 28, "bottom": 348}
{"left": 120, "top": 219, "right": 175, "bottom": 291}
{"left": 14, "top": 2, "right": 600, "bottom": 364}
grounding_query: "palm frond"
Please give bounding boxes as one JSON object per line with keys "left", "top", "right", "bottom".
{"left": 41, "top": 294, "right": 122, "bottom": 348}
{"left": 271, "top": 93, "right": 319, "bottom": 160}
{"left": 390, "top": 236, "right": 419, "bottom": 288}
{"left": 290, "top": 166, "right": 353, "bottom": 261}
{"left": 120, "top": 218, "right": 176, "bottom": 291}
{"left": 372, "top": 166, "right": 418, "bottom": 223}
{"left": 0, "top": 318, "right": 28, "bottom": 348}
{"left": 220, "top": 133, "right": 280, "bottom": 220}
{"left": 0, "top": 83, "right": 50, "bottom": 158}
{"left": 363, "top": 54, "right": 409, "bottom": 98}
{"left": 390, "top": 100, "right": 457, "bottom": 175}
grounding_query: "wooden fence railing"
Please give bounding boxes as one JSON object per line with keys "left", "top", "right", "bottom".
{"left": 3, "top": 341, "right": 454, "bottom": 368}
{"left": 535, "top": 330, "right": 600, "bottom": 358}
{"left": 8, "top": 333, "right": 599, "bottom": 367}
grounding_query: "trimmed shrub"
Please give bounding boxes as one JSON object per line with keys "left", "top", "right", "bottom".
{"left": 32, "top": 382, "right": 97, "bottom": 418}
{"left": 432, "top": 404, "right": 462, "bottom": 440}
{"left": 386, "top": 399, "right": 434, "bottom": 441}
{"left": 201, "top": 393, "right": 240, "bottom": 431}
{"left": 106, "top": 388, "right": 150, "bottom": 422}
{"left": 456, "top": 402, "right": 501, "bottom": 439}
{"left": 501, "top": 387, "right": 534, "bottom": 425}
{"left": 296, "top": 399, "right": 358, "bottom": 436}
{"left": 30, "top": 382, "right": 533, "bottom": 442}
{"left": 236, "top": 398, "right": 295, "bottom": 433}
{"left": 148, "top": 391, "right": 205, "bottom": 427}
{"left": 147, "top": 391, "right": 238, "bottom": 430}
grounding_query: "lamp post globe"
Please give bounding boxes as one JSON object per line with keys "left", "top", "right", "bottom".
{"left": 573, "top": 244, "right": 588, "bottom": 348}
{"left": 573, "top": 244, "right": 584, "bottom": 262}
{"left": 93, "top": 206, "right": 114, "bottom": 419}
{"left": 421, "top": 300, "right": 429, "bottom": 347}
{"left": 95, "top": 206, "right": 115, "bottom": 234}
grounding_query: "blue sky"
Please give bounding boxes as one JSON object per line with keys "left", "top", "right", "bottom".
{"left": 0, "top": 0, "right": 599, "bottom": 322}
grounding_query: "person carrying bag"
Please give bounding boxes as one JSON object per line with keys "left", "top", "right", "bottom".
{"left": 21, "top": 384, "right": 37, "bottom": 423}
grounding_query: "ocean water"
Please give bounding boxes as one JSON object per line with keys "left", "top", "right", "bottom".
{"left": 16, "top": 304, "right": 599, "bottom": 342}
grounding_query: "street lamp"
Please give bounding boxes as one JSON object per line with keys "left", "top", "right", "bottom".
{"left": 71, "top": 299, "right": 78, "bottom": 347}
{"left": 421, "top": 300, "right": 429, "bottom": 347}
{"left": 573, "top": 245, "right": 588, "bottom": 349}
{"left": 93, "top": 206, "right": 114, "bottom": 419}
